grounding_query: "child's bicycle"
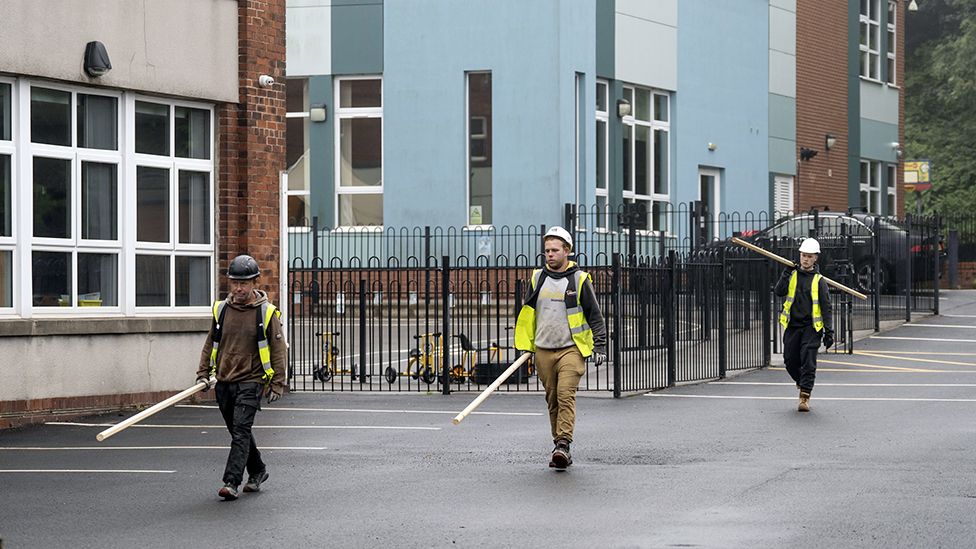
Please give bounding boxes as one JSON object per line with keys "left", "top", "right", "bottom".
{"left": 448, "top": 333, "right": 504, "bottom": 383}
{"left": 385, "top": 332, "right": 441, "bottom": 385}
{"left": 313, "top": 331, "right": 357, "bottom": 382}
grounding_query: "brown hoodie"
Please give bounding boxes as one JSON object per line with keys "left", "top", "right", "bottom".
{"left": 196, "top": 289, "right": 287, "bottom": 395}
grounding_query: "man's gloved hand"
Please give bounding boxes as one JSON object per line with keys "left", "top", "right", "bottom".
{"left": 266, "top": 389, "right": 281, "bottom": 404}
{"left": 822, "top": 330, "right": 834, "bottom": 349}
{"left": 195, "top": 377, "right": 211, "bottom": 392}
{"left": 592, "top": 349, "right": 607, "bottom": 366}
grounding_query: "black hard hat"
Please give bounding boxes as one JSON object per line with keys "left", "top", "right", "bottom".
{"left": 227, "top": 254, "right": 260, "bottom": 280}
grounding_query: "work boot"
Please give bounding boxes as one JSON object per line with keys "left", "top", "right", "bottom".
{"left": 798, "top": 391, "right": 811, "bottom": 413}
{"left": 218, "top": 483, "right": 239, "bottom": 501}
{"left": 243, "top": 471, "right": 269, "bottom": 493}
{"left": 549, "top": 439, "right": 572, "bottom": 469}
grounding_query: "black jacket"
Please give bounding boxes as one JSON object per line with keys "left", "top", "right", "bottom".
{"left": 774, "top": 267, "right": 833, "bottom": 331}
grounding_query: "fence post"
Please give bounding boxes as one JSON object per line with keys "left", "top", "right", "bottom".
{"left": 441, "top": 255, "right": 451, "bottom": 395}
{"left": 934, "top": 216, "right": 941, "bottom": 315}
{"left": 762, "top": 257, "right": 771, "bottom": 366}
{"left": 666, "top": 250, "right": 677, "bottom": 387}
{"left": 905, "top": 214, "right": 912, "bottom": 323}
{"left": 612, "top": 253, "right": 622, "bottom": 398}
{"left": 312, "top": 215, "right": 319, "bottom": 261}
{"left": 948, "top": 229, "right": 959, "bottom": 289}
{"left": 873, "top": 220, "right": 881, "bottom": 332}
{"left": 358, "top": 278, "right": 367, "bottom": 383}
{"left": 718, "top": 248, "right": 727, "bottom": 379}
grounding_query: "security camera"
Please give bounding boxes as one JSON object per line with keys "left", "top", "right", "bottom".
{"left": 258, "top": 75, "right": 275, "bottom": 88}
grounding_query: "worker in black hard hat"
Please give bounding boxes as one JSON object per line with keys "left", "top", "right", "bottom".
{"left": 195, "top": 254, "right": 287, "bottom": 500}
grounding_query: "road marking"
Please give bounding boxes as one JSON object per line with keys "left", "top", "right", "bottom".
{"left": 0, "top": 469, "right": 175, "bottom": 474}
{"left": 904, "top": 324, "right": 976, "bottom": 329}
{"left": 646, "top": 394, "right": 976, "bottom": 403}
{"left": 871, "top": 336, "right": 976, "bottom": 343}
{"left": 177, "top": 404, "right": 542, "bottom": 416}
{"left": 940, "top": 314, "right": 976, "bottom": 318}
{"left": 849, "top": 350, "right": 976, "bottom": 356}
{"left": 0, "top": 446, "right": 326, "bottom": 451}
{"left": 46, "top": 422, "right": 441, "bottom": 431}
{"left": 854, "top": 351, "right": 976, "bottom": 368}
{"left": 713, "top": 381, "right": 976, "bottom": 387}
{"left": 818, "top": 359, "right": 935, "bottom": 372}
{"left": 771, "top": 366, "right": 976, "bottom": 374}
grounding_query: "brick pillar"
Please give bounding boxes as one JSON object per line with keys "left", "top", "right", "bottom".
{"left": 218, "top": 0, "right": 286, "bottom": 304}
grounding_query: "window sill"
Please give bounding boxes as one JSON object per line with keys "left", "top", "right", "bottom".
{"left": 0, "top": 316, "right": 211, "bottom": 337}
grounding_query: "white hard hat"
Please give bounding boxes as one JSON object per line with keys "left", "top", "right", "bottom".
{"left": 544, "top": 226, "right": 573, "bottom": 250}
{"left": 798, "top": 238, "right": 821, "bottom": 254}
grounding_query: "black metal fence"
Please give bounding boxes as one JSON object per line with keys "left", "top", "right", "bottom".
{"left": 286, "top": 204, "right": 941, "bottom": 395}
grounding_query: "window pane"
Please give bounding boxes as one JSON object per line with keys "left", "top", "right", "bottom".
{"left": 33, "top": 157, "right": 71, "bottom": 239}
{"left": 622, "top": 124, "right": 632, "bottom": 192}
{"left": 179, "top": 170, "right": 210, "bottom": 244}
{"left": 654, "top": 94, "right": 669, "bottom": 122}
{"left": 0, "top": 250, "right": 11, "bottom": 307}
{"left": 286, "top": 78, "right": 308, "bottom": 169}
{"left": 0, "top": 83, "right": 10, "bottom": 141}
{"left": 887, "top": 193, "right": 895, "bottom": 215}
{"left": 596, "top": 195, "right": 607, "bottom": 230}
{"left": 175, "top": 107, "right": 210, "bottom": 159}
{"left": 77, "top": 94, "right": 118, "bottom": 150}
{"left": 135, "top": 101, "right": 170, "bottom": 156}
{"left": 1, "top": 155, "right": 9, "bottom": 236}
{"left": 596, "top": 120, "right": 607, "bottom": 190}
{"left": 81, "top": 162, "right": 118, "bottom": 240}
{"left": 137, "top": 166, "right": 170, "bottom": 242}
{"left": 288, "top": 194, "right": 310, "bottom": 226}
{"left": 78, "top": 253, "right": 118, "bottom": 306}
{"left": 32, "top": 251, "right": 70, "bottom": 307}
{"left": 136, "top": 254, "right": 170, "bottom": 306}
{"left": 623, "top": 87, "right": 633, "bottom": 107}
{"left": 338, "top": 194, "right": 383, "bottom": 226}
{"left": 652, "top": 201, "right": 666, "bottom": 232}
{"left": 860, "top": 190, "right": 868, "bottom": 209}
{"left": 635, "top": 125, "right": 650, "bottom": 196}
{"left": 635, "top": 88, "right": 650, "bottom": 122}
{"left": 467, "top": 72, "right": 491, "bottom": 225}
{"left": 339, "top": 79, "right": 381, "bottom": 108}
{"left": 176, "top": 256, "right": 211, "bottom": 306}
{"left": 654, "top": 129, "right": 669, "bottom": 195}
{"left": 339, "top": 118, "right": 382, "bottom": 187}
{"left": 31, "top": 88, "right": 71, "bottom": 146}
{"left": 596, "top": 82, "right": 607, "bottom": 112}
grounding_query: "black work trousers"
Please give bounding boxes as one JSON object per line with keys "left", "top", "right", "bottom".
{"left": 783, "top": 324, "right": 822, "bottom": 393}
{"left": 215, "top": 381, "right": 266, "bottom": 486}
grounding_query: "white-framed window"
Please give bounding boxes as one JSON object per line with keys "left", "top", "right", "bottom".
{"left": 886, "top": 0, "right": 897, "bottom": 85}
{"left": 886, "top": 163, "right": 897, "bottom": 215}
{"left": 466, "top": 71, "right": 491, "bottom": 227}
{"left": 860, "top": 160, "right": 882, "bottom": 214}
{"left": 595, "top": 80, "right": 609, "bottom": 231}
{"left": 0, "top": 78, "right": 15, "bottom": 310}
{"left": 1, "top": 77, "right": 215, "bottom": 318}
{"left": 621, "top": 84, "right": 670, "bottom": 232}
{"left": 860, "top": 0, "right": 882, "bottom": 81}
{"left": 285, "top": 77, "right": 310, "bottom": 229}
{"left": 335, "top": 76, "right": 383, "bottom": 228}
{"left": 772, "top": 175, "right": 794, "bottom": 217}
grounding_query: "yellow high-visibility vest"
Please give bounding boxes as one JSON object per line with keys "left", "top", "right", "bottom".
{"left": 515, "top": 268, "right": 596, "bottom": 357}
{"left": 210, "top": 300, "right": 280, "bottom": 381}
{"left": 779, "top": 271, "right": 824, "bottom": 332}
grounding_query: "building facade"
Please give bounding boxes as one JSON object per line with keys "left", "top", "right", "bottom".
{"left": 0, "top": 0, "right": 286, "bottom": 427}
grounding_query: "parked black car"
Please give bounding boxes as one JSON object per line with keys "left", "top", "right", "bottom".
{"left": 730, "top": 210, "right": 942, "bottom": 294}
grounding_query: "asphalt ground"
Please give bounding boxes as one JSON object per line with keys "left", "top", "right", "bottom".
{"left": 3, "top": 291, "right": 976, "bottom": 548}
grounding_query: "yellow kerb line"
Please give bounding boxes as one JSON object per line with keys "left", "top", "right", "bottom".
{"left": 854, "top": 350, "right": 976, "bottom": 368}
{"left": 815, "top": 359, "right": 935, "bottom": 372}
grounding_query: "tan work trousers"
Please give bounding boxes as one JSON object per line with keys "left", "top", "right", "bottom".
{"left": 535, "top": 346, "right": 585, "bottom": 443}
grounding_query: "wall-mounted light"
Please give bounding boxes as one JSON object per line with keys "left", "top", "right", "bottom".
{"left": 83, "top": 41, "right": 112, "bottom": 77}
{"left": 908, "top": 0, "right": 919, "bottom": 12}
{"left": 891, "top": 141, "right": 904, "bottom": 158}
{"left": 799, "top": 147, "right": 818, "bottom": 161}
{"left": 825, "top": 134, "right": 837, "bottom": 150}
{"left": 707, "top": 142, "right": 717, "bottom": 151}
{"left": 616, "top": 98, "right": 631, "bottom": 118}
{"left": 310, "top": 105, "right": 327, "bottom": 123}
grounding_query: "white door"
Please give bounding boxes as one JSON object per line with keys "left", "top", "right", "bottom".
{"left": 698, "top": 168, "right": 721, "bottom": 242}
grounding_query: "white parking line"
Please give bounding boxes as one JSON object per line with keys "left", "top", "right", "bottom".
{"left": 713, "top": 382, "right": 976, "bottom": 387}
{"left": 646, "top": 394, "right": 976, "bottom": 402}
{"left": 46, "top": 422, "right": 441, "bottom": 431}
{"left": 0, "top": 446, "right": 326, "bottom": 451}
{"left": 177, "top": 404, "right": 542, "bottom": 416}
{"left": 871, "top": 336, "right": 976, "bottom": 343}
{"left": 0, "top": 469, "right": 175, "bottom": 474}
{"left": 904, "top": 324, "right": 976, "bottom": 329}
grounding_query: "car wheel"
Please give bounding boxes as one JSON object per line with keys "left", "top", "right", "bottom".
{"left": 854, "top": 258, "right": 888, "bottom": 294}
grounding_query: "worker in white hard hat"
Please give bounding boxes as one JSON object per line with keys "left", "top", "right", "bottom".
{"left": 773, "top": 237, "right": 833, "bottom": 412}
{"left": 515, "top": 226, "right": 607, "bottom": 470}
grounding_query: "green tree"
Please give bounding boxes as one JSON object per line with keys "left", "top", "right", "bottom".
{"left": 905, "top": 0, "right": 976, "bottom": 216}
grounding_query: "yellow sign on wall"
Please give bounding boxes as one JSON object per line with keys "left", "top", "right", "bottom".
{"left": 904, "top": 161, "right": 931, "bottom": 191}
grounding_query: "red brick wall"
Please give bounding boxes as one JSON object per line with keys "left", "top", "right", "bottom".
{"left": 218, "top": 0, "right": 287, "bottom": 305}
{"left": 795, "top": 1, "right": 850, "bottom": 212}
